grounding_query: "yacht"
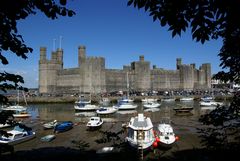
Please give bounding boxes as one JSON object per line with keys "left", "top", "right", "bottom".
{"left": 2, "top": 108, "right": 31, "bottom": 118}
{"left": 96, "top": 106, "right": 118, "bottom": 115}
{"left": 125, "top": 113, "right": 155, "bottom": 150}
{"left": 74, "top": 95, "right": 99, "bottom": 111}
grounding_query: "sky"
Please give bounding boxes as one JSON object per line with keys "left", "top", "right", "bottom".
{"left": 1, "top": 0, "right": 223, "bottom": 88}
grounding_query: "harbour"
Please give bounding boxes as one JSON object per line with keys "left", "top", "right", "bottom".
{"left": 1, "top": 100, "right": 227, "bottom": 160}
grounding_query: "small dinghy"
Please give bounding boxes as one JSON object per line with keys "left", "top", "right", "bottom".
{"left": 54, "top": 121, "right": 73, "bottom": 133}
{"left": 43, "top": 120, "right": 57, "bottom": 129}
{"left": 40, "top": 134, "right": 56, "bottom": 142}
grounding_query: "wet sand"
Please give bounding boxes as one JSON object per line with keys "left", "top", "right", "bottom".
{"left": 1, "top": 116, "right": 203, "bottom": 160}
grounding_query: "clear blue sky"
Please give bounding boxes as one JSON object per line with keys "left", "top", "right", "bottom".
{"left": 1, "top": 0, "right": 223, "bottom": 88}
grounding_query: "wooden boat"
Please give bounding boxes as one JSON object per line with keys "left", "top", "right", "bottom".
{"left": 86, "top": 117, "right": 103, "bottom": 130}
{"left": 54, "top": 121, "right": 73, "bottom": 133}
{"left": 0, "top": 124, "right": 35, "bottom": 145}
{"left": 43, "top": 120, "right": 57, "bottom": 129}
{"left": 173, "top": 105, "right": 193, "bottom": 113}
{"left": 125, "top": 113, "right": 155, "bottom": 150}
{"left": 40, "top": 134, "right": 56, "bottom": 142}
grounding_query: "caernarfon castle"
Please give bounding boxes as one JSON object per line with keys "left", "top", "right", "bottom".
{"left": 39, "top": 46, "right": 211, "bottom": 95}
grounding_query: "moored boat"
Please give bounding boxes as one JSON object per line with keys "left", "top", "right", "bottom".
{"left": 96, "top": 107, "right": 118, "bottom": 115}
{"left": 156, "top": 123, "right": 178, "bottom": 148}
{"left": 40, "top": 134, "right": 56, "bottom": 142}
{"left": 173, "top": 105, "right": 193, "bottom": 113}
{"left": 199, "top": 100, "right": 223, "bottom": 106}
{"left": 143, "top": 102, "right": 161, "bottom": 108}
{"left": 180, "top": 97, "right": 194, "bottom": 101}
{"left": 54, "top": 121, "right": 73, "bottom": 133}
{"left": 86, "top": 117, "right": 103, "bottom": 130}
{"left": 43, "top": 120, "right": 57, "bottom": 129}
{"left": 0, "top": 124, "right": 35, "bottom": 145}
{"left": 125, "top": 113, "right": 155, "bottom": 150}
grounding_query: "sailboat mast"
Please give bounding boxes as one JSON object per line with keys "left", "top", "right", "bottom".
{"left": 17, "top": 89, "right": 19, "bottom": 105}
{"left": 127, "top": 72, "right": 129, "bottom": 98}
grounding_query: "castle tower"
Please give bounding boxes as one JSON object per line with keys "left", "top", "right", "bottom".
{"left": 78, "top": 45, "right": 86, "bottom": 67}
{"left": 56, "top": 48, "right": 63, "bottom": 68}
{"left": 201, "top": 63, "right": 211, "bottom": 88}
{"left": 40, "top": 47, "right": 46, "bottom": 62}
{"left": 39, "top": 47, "right": 48, "bottom": 94}
{"left": 176, "top": 58, "right": 182, "bottom": 70}
{"left": 131, "top": 55, "right": 151, "bottom": 91}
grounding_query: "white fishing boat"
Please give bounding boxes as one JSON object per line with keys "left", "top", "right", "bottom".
{"left": 43, "top": 120, "right": 57, "bottom": 129}
{"left": 0, "top": 125, "right": 36, "bottom": 145}
{"left": 125, "top": 113, "right": 155, "bottom": 150}
{"left": 86, "top": 117, "right": 103, "bottom": 130}
{"left": 143, "top": 101, "right": 161, "bottom": 108}
{"left": 156, "top": 123, "right": 177, "bottom": 148}
{"left": 96, "top": 107, "right": 118, "bottom": 115}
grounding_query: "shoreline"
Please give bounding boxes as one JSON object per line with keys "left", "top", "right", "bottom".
{"left": 7, "top": 95, "right": 233, "bottom": 104}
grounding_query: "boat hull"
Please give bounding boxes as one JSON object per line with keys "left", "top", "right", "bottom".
{"left": 96, "top": 107, "right": 118, "bottom": 115}
{"left": 0, "top": 132, "right": 36, "bottom": 145}
{"left": 74, "top": 105, "right": 99, "bottom": 111}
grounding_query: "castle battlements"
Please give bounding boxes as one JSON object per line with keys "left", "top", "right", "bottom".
{"left": 39, "top": 45, "right": 211, "bottom": 94}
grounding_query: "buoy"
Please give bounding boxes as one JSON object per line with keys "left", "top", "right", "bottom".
{"left": 175, "top": 136, "right": 179, "bottom": 141}
{"left": 153, "top": 141, "right": 158, "bottom": 148}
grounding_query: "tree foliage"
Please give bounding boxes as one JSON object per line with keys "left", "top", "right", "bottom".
{"left": 127, "top": 0, "right": 240, "bottom": 84}
{"left": 0, "top": 0, "right": 75, "bottom": 104}
{"left": 128, "top": 0, "right": 240, "bottom": 149}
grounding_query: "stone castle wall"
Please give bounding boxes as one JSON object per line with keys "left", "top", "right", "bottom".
{"left": 39, "top": 46, "right": 211, "bottom": 94}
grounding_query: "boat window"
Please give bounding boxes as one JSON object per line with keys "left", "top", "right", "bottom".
{"left": 128, "top": 129, "right": 134, "bottom": 139}
{"left": 14, "top": 133, "right": 24, "bottom": 139}
{"left": 13, "top": 126, "right": 25, "bottom": 132}
{"left": 137, "top": 131, "right": 145, "bottom": 141}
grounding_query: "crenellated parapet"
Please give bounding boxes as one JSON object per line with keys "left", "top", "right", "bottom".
{"left": 39, "top": 44, "right": 212, "bottom": 95}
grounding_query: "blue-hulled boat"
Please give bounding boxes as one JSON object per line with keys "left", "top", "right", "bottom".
{"left": 54, "top": 121, "right": 73, "bottom": 133}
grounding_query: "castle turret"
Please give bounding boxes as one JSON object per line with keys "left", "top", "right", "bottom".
{"left": 56, "top": 48, "right": 63, "bottom": 68}
{"left": 40, "top": 47, "right": 46, "bottom": 62}
{"left": 78, "top": 45, "right": 86, "bottom": 67}
{"left": 201, "top": 63, "right": 211, "bottom": 88}
{"left": 176, "top": 58, "right": 182, "bottom": 70}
